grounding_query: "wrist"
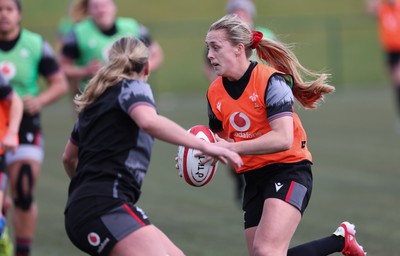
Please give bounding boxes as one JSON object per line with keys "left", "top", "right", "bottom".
{"left": 4, "top": 130, "right": 18, "bottom": 139}
{"left": 35, "top": 96, "right": 45, "bottom": 110}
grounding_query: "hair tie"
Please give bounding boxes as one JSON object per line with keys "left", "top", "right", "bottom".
{"left": 251, "top": 30, "right": 263, "bottom": 49}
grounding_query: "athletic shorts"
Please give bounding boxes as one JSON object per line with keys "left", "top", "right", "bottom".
{"left": 65, "top": 197, "right": 151, "bottom": 256}
{"left": 386, "top": 51, "right": 400, "bottom": 69}
{"left": 0, "top": 154, "right": 6, "bottom": 190}
{"left": 0, "top": 154, "right": 5, "bottom": 173}
{"left": 5, "top": 113, "right": 44, "bottom": 164}
{"left": 242, "top": 160, "right": 313, "bottom": 229}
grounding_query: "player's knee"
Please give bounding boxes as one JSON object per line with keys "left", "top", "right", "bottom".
{"left": 253, "top": 239, "right": 284, "bottom": 256}
{"left": 13, "top": 164, "right": 34, "bottom": 211}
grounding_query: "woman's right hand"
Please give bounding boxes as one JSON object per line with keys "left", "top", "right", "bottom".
{"left": 1, "top": 132, "right": 19, "bottom": 153}
{"left": 174, "top": 144, "right": 243, "bottom": 174}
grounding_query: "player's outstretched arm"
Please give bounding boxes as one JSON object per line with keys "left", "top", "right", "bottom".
{"left": 129, "top": 104, "right": 243, "bottom": 168}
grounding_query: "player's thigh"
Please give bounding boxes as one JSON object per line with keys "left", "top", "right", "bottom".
{"left": 245, "top": 226, "right": 257, "bottom": 256}
{"left": 154, "top": 225, "right": 185, "bottom": 256}
{"left": 110, "top": 224, "right": 184, "bottom": 256}
{"left": 256, "top": 199, "right": 301, "bottom": 249}
{"left": 5, "top": 144, "right": 43, "bottom": 176}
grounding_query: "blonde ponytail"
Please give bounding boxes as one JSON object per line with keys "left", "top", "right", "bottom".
{"left": 209, "top": 14, "right": 335, "bottom": 109}
{"left": 74, "top": 37, "right": 149, "bottom": 112}
{"left": 255, "top": 38, "right": 335, "bottom": 109}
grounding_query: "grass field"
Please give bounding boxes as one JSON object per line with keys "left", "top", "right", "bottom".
{"left": 6, "top": 0, "right": 400, "bottom": 255}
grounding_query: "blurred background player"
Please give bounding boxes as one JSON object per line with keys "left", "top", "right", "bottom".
{"left": 59, "top": 0, "right": 164, "bottom": 99}
{"left": 0, "top": 0, "right": 69, "bottom": 255}
{"left": 55, "top": 1, "right": 86, "bottom": 118}
{"left": 55, "top": 0, "right": 86, "bottom": 52}
{"left": 0, "top": 71, "right": 23, "bottom": 256}
{"left": 366, "top": 0, "right": 400, "bottom": 132}
{"left": 203, "top": 0, "right": 278, "bottom": 206}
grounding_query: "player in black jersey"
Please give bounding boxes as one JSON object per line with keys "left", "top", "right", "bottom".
{"left": 62, "top": 36, "right": 243, "bottom": 256}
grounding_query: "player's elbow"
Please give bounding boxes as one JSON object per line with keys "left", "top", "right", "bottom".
{"left": 62, "top": 152, "right": 75, "bottom": 167}
{"left": 277, "top": 134, "right": 293, "bottom": 151}
{"left": 62, "top": 153, "right": 78, "bottom": 178}
{"left": 59, "top": 74, "right": 69, "bottom": 95}
{"left": 50, "top": 71, "right": 69, "bottom": 97}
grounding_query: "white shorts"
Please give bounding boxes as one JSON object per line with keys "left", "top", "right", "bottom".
{"left": 5, "top": 144, "right": 44, "bottom": 165}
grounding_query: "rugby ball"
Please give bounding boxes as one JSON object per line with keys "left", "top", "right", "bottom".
{"left": 177, "top": 125, "right": 218, "bottom": 187}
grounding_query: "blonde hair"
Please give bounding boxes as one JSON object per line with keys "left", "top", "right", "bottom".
{"left": 74, "top": 37, "right": 149, "bottom": 112}
{"left": 69, "top": 0, "right": 89, "bottom": 22}
{"left": 208, "top": 14, "right": 335, "bottom": 109}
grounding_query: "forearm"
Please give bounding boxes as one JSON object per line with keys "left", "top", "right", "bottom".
{"left": 228, "top": 116, "right": 294, "bottom": 155}
{"left": 230, "top": 131, "right": 292, "bottom": 155}
{"left": 8, "top": 92, "right": 23, "bottom": 134}
{"left": 36, "top": 72, "right": 68, "bottom": 108}
{"left": 142, "top": 115, "right": 206, "bottom": 151}
{"left": 60, "top": 56, "right": 94, "bottom": 80}
{"left": 62, "top": 64, "right": 92, "bottom": 80}
{"left": 63, "top": 160, "right": 77, "bottom": 179}
{"left": 62, "top": 140, "right": 79, "bottom": 179}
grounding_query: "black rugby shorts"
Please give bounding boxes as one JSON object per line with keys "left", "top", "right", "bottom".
{"left": 386, "top": 51, "right": 400, "bottom": 69}
{"left": 65, "top": 198, "right": 151, "bottom": 256}
{"left": 242, "top": 160, "right": 313, "bottom": 229}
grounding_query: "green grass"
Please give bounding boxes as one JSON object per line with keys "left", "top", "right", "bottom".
{"left": 7, "top": 0, "right": 400, "bottom": 255}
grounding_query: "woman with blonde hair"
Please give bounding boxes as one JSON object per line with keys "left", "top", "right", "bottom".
{"left": 55, "top": 0, "right": 87, "bottom": 51}
{"left": 205, "top": 14, "right": 366, "bottom": 256}
{"left": 203, "top": 0, "right": 279, "bottom": 206}
{"left": 62, "top": 36, "right": 242, "bottom": 256}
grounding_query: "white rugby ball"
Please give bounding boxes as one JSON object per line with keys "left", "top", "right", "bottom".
{"left": 177, "top": 125, "right": 218, "bottom": 187}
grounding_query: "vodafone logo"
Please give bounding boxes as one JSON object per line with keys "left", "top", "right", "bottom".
{"left": 0, "top": 62, "right": 16, "bottom": 80}
{"left": 88, "top": 232, "right": 101, "bottom": 247}
{"left": 230, "top": 112, "right": 250, "bottom": 132}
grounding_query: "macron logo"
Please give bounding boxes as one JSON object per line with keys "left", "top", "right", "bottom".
{"left": 275, "top": 182, "right": 283, "bottom": 192}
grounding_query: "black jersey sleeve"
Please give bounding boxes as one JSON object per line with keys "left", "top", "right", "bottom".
{"left": 207, "top": 95, "right": 223, "bottom": 133}
{"left": 0, "top": 75, "right": 12, "bottom": 100}
{"left": 61, "top": 30, "right": 80, "bottom": 59}
{"left": 265, "top": 74, "right": 294, "bottom": 122}
{"left": 138, "top": 25, "right": 152, "bottom": 47}
{"left": 70, "top": 119, "right": 80, "bottom": 146}
{"left": 38, "top": 40, "right": 61, "bottom": 77}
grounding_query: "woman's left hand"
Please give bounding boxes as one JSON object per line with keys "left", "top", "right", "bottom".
{"left": 214, "top": 134, "right": 233, "bottom": 149}
{"left": 23, "top": 96, "right": 42, "bottom": 115}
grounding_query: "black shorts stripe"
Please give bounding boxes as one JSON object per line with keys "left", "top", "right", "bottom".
{"left": 284, "top": 181, "right": 307, "bottom": 210}
{"left": 123, "top": 203, "right": 147, "bottom": 227}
